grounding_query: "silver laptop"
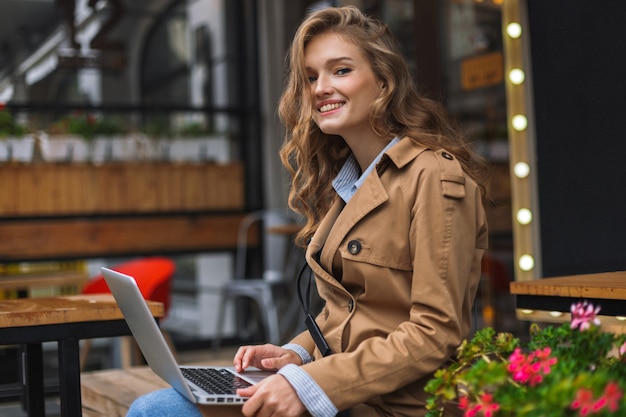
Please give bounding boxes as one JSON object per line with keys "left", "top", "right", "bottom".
{"left": 101, "top": 267, "right": 273, "bottom": 405}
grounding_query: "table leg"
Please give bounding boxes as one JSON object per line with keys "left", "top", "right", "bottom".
{"left": 21, "top": 343, "right": 46, "bottom": 417}
{"left": 57, "top": 338, "right": 82, "bottom": 417}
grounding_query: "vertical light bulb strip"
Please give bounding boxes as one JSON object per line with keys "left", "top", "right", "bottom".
{"left": 502, "top": 0, "right": 541, "bottom": 283}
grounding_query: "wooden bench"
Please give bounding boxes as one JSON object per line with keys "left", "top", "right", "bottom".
{"left": 81, "top": 355, "right": 235, "bottom": 417}
{"left": 81, "top": 367, "right": 170, "bottom": 417}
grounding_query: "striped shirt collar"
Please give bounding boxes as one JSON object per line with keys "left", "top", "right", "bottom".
{"left": 332, "top": 136, "right": 400, "bottom": 203}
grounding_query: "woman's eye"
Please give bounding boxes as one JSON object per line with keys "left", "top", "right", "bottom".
{"left": 336, "top": 68, "right": 352, "bottom": 76}
{"left": 307, "top": 76, "right": 317, "bottom": 83}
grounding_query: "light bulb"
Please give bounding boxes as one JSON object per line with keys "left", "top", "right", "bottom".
{"left": 514, "top": 162, "right": 530, "bottom": 178}
{"left": 519, "top": 254, "right": 534, "bottom": 271}
{"left": 516, "top": 208, "right": 532, "bottom": 225}
{"left": 509, "top": 68, "right": 525, "bottom": 85}
{"left": 512, "top": 114, "right": 528, "bottom": 131}
{"left": 507, "top": 22, "right": 522, "bottom": 39}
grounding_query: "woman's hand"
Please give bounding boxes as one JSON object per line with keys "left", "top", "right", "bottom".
{"left": 238, "top": 374, "right": 306, "bottom": 417}
{"left": 233, "top": 344, "right": 302, "bottom": 372}
{"left": 233, "top": 344, "right": 306, "bottom": 416}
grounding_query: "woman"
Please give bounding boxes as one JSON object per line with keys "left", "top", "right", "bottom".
{"left": 128, "top": 5, "right": 489, "bottom": 417}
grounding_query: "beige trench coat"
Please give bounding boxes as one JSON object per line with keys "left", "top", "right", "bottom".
{"left": 289, "top": 137, "right": 488, "bottom": 416}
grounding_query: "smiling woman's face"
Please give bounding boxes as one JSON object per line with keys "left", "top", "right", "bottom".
{"left": 305, "top": 33, "right": 382, "bottom": 142}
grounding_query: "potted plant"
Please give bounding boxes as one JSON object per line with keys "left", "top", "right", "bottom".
{"left": 169, "top": 120, "right": 231, "bottom": 163}
{"left": 44, "top": 112, "right": 132, "bottom": 162}
{"left": 88, "top": 115, "right": 132, "bottom": 163}
{"left": 43, "top": 112, "right": 94, "bottom": 162}
{"left": 0, "top": 105, "right": 34, "bottom": 162}
{"left": 425, "top": 301, "right": 626, "bottom": 417}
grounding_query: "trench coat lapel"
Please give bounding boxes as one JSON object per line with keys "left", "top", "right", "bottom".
{"left": 305, "top": 169, "right": 389, "bottom": 289}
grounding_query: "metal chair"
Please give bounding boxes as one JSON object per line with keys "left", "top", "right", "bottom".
{"left": 212, "top": 209, "right": 302, "bottom": 349}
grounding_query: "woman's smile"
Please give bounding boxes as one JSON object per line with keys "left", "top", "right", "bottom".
{"left": 318, "top": 101, "right": 345, "bottom": 113}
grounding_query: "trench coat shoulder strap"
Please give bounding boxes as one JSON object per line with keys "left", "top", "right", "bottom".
{"left": 433, "top": 148, "right": 466, "bottom": 199}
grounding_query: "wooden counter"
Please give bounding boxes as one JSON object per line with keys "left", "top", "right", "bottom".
{"left": 510, "top": 271, "right": 626, "bottom": 331}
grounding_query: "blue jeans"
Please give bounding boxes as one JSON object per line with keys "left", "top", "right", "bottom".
{"left": 127, "top": 389, "right": 203, "bottom": 417}
{"left": 126, "top": 388, "right": 243, "bottom": 417}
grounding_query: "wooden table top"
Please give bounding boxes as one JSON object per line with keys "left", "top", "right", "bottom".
{"left": 510, "top": 271, "right": 626, "bottom": 300}
{"left": 0, "top": 294, "right": 163, "bottom": 328}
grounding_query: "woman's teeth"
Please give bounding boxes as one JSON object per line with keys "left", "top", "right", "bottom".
{"left": 319, "top": 103, "right": 344, "bottom": 113}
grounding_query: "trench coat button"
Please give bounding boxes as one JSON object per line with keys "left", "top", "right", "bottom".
{"left": 347, "top": 240, "right": 361, "bottom": 255}
{"left": 441, "top": 151, "right": 453, "bottom": 160}
{"left": 348, "top": 299, "right": 354, "bottom": 312}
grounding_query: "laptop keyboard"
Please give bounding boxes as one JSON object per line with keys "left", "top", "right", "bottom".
{"left": 181, "top": 368, "right": 252, "bottom": 394}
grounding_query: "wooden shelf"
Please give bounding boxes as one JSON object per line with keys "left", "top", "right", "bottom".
{"left": 0, "top": 162, "right": 244, "bottom": 216}
{"left": 0, "top": 213, "right": 254, "bottom": 262}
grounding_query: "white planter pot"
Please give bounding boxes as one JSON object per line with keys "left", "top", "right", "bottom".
{"left": 91, "top": 135, "right": 138, "bottom": 163}
{"left": 40, "top": 134, "right": 89, "bottom": 162}
{"left": 0, "top": 135, "right": 36, "bottom": 162}
{"left": 164, "top": 136, "right": 231, "bottom": 163}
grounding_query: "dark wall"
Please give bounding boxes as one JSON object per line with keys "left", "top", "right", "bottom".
{"left": 527, "top": 1, "right": 626, "bottom": 277}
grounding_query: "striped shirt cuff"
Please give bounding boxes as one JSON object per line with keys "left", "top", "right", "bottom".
{"left": 282, "top": 343, "right": 313, "bottom": 364}
{"left": 278, "top": 363, "right": 338, "bottom": 417}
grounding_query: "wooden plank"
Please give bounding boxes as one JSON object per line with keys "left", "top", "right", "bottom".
{"left": 510, "top": 271, "right": 626, "bottom": 300}
{"left": 16, "top": 164, "right": 36, "bottom": 215}
{"left": 0, "top": 213, "right": 249, "bottom": 261}
{"left": 0, "top": 164, "right": 16, "bottom": 214}
{"left": 36, "top": 165, "right": 59, "bottom": 214}
{"left": 81, "top": 367, "right": 170, "bottom": 417}
{"left": 81, "top": 358, "right": 237, "bottom": 417}
{"left": 130, "top": 163, "right": 159, "bottom": 212}
{"left": 213, "top": 163, "right": 244, "bottom": 209}
{"left": 157, "top": 163, "right": 184, "bottom": 211}
{"left": 0, "top": 162, "right": 244, "bottom": 217}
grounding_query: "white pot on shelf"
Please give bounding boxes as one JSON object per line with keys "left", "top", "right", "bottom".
{"left": 166, "top": 136, "right": 231, "bottom": 163}
{"left": 39, "top": 134, "right": 89, "bottom": 162}
{"left": 0, "top": 135, "right": 36, "bottom": 162}
{"left": 91, "top": 135, "right": 139, "bottom": 163}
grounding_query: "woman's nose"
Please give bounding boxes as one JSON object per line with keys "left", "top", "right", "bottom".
{"left": 314, "top": 74, "right": 333, "bottom": 96}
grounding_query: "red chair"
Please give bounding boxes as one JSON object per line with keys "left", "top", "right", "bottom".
{"left": 80, "top": 256, "right": 176, "bottom": 369}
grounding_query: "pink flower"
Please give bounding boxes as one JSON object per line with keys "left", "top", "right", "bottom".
{"left": 570, "top": 301, "right": 601, "bottom": 331}
{"left": 535, "top": 347, "right": 558, "bottom": 374}
{"left": 595, "top": 381, "right": 623, "bottom": 412}
{"left": 458, "top": 393, "right": 500, "bottom": 417}
{"left": 459, "top": 396, "right": 480, "bottom": 417}
{"left": 571, "top": 382, "right": 624, "bottom": 416}
{"left": 478, "top": 393, "right": 500, "bottom": 417}
{"left": 507, "top": 347, "right": 556, "bottom": 386}
{"left": 619, "top": 341, "right": 626, "bottom": 358}
{"left": 571, "top": 388, "right": 595, "bottom": 416}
